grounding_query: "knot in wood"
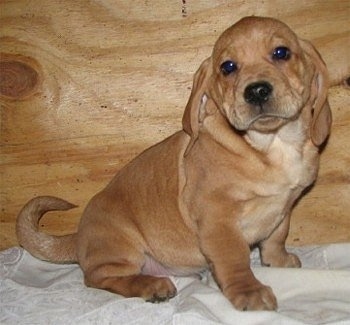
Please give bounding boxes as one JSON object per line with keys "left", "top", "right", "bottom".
{"left": 0, "top": 55, "right": 39, "bottom": 100}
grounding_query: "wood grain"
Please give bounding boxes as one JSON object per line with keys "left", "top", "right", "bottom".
{"left": 1, "top": 0, "right": 349, "bottom": 250}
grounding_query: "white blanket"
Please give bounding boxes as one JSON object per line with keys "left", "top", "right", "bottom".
{"left": 1, "top": 244, "right": 350, "bottom": 325}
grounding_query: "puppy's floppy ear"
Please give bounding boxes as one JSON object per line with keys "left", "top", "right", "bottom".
{"left": 300, "top": 39, "right": 332, "bottom": 146}
{"left": 183, "top": 57, "right": 212, "bottom": 155}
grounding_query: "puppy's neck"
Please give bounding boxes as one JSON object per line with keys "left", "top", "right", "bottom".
{"left": 244, "top": 119, "right": 308, "bottom": 153}
{"left": 244, "top": 131, "right": 275, "bottom": 152}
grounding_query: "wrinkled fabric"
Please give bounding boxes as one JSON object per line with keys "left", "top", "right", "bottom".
{"left": 1, "top": 244, "right": 350, "bottom": 325}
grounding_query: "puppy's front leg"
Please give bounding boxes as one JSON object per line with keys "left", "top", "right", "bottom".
{"left": 259, "top": 213, "right": 301, "bottom": 268}
{"left": 199, "top": 221, "right": 277, "bottom": 311}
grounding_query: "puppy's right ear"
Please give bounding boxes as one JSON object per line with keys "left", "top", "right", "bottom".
{"left": 182, "top": 57, "right": 212, "bottom": 156}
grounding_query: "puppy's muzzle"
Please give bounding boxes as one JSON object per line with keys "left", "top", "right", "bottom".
{"left": 242, "top": 81, "right": 285, "bottom": 130}
{"left": 244, "top": 81, "right": 273, "bottom": 106}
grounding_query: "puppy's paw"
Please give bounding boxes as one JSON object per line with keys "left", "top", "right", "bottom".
{"left": 264, "top": 252, "right": 301, "bottom": 268}
{"left": 282, "top": 253, "right": 301, "bottom": 268}
{"left": 85, "top": 271, "right": 176, "bottom": 302}
{"left": 225, "top": 284, "right": 277, "bottom": 311}
{"left": 140, "top": 276, "right": 177, "bottom": 303}
{"left": 261, "top": 250, "right": 301, "bottom": 268}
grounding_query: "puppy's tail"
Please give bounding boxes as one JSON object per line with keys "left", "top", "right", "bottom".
{"left": 16, "top": 196, "right": 78, "bottom": 263}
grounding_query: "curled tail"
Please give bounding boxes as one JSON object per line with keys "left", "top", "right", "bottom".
{"left": 16, "top": 196, "right": 78, "bottom": 263}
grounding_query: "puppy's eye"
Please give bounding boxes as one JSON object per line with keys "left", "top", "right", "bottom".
{"left": 220, "top": 60, "right": 237, "bottom": 76}
{"left": 272, "top": 46, "right": 291, "bottom": 60}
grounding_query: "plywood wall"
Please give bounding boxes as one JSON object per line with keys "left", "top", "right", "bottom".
{"left": 1, "top": 0, "right": 349, "bottom": 250}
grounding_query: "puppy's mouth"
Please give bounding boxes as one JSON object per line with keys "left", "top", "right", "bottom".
{"left": 247, "top": 114, "right": 291, "bottom": 132}
{"left": 224, "top": 96, "right": 302, "bottom": 133}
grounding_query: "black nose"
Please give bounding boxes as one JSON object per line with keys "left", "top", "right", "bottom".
{"left": 244, "top": 82, "right": 273, "bottom": 105}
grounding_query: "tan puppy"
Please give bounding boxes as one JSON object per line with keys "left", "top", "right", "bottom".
{"left": 17, "top": 16, "right": 331, "bottom": 311}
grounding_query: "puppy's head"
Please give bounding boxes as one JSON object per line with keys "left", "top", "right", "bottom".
{"left": 183, "top": 16, "right": 331, "bottom": 151}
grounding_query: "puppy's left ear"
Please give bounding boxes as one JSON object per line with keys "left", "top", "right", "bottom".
{"left": 182, "top": 57, "right": 212, "bottom": 156}
{"left": 300, "top": 39, "right": 332, "bottom": 147}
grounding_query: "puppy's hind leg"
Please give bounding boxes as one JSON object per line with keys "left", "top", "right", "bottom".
{"left": 82, "top": 242, "right": 177, "bottom": 302}
{"left": 259, "top": 213, "right": 301, "bottom": 268}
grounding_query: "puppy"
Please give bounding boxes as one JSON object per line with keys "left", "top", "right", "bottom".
{"left": 17, "top": 16, "right": 331, "bottom": 311}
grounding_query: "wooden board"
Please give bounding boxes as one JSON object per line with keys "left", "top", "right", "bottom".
{"left": 1, "top": 0, "right": 349, "bottom": 250}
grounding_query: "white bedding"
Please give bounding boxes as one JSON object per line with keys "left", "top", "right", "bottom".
{"left": 1, "top": 244, "right": 350, "bottom": 325}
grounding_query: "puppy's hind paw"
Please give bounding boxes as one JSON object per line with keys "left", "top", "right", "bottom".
{"left": 140, "top": 276, "right": 177, "bottom": 303}
{"left": 283, "top": 253, "right": 301, "bottom": 268}
{"left": 266, "top": 252, "right": 301, "bottom": 268}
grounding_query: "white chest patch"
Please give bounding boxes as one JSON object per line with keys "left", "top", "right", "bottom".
{"left": 239, "top": 121, "right": 319, "bottom": 244}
